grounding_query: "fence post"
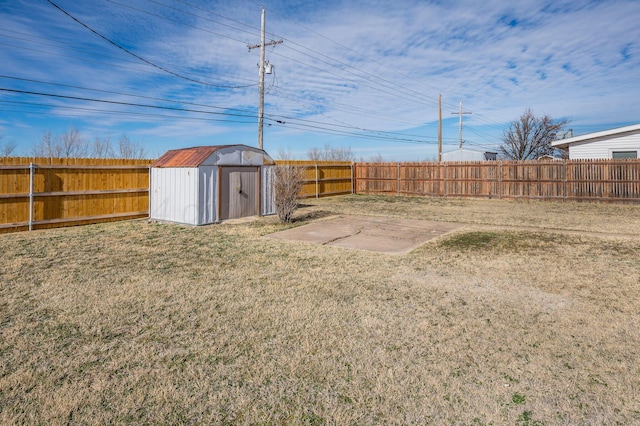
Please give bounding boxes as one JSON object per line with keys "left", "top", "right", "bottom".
{"left": 443, "top": 163, "right": 447, "bottom": 198}
{"left": 351, "top": 163, "right": 354, "bottom": 194}
{"left": 148, "top": 165, "right": 152, "bottom": 216}
{"left": 315, "top": 164, "right": 319, "bottom": 198}
{"left": 28, "top": 162, "right": 34, "bottom": 231}
{"left": 563, "top": 160, "right": 567, "bottom": 202}
{"left": 498, "top": 161, "right": 502, "bottom": 200}
{"left": 397, "top": 163, "right": 400, "bottom": 196}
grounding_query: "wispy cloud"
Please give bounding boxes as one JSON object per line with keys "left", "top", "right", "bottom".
{"left": 1, "top": 0, "right": 638, "bottom": 159}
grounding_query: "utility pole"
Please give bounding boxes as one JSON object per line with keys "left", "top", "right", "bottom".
{"left": 451, "top": 100, "right": 472, "bottom": 148}
{"left": 248, "top": 7, "right": 282, "bottom": 150}
{"left": 438, "top": 94, "right": 442, "bottom": 162}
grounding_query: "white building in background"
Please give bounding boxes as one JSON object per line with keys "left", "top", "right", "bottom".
{"left": 551, "top": 124, "right": 640, "bottom": 160}
{"left": 441, "top": 147, "right": 497, "bottom": 162}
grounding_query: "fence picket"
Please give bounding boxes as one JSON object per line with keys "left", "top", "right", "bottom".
{"left": 2, "top": 157, "right": 638, "bottom": 234}
{"left": 356, "top": 159, "right": 640, "bottom": 203}
{"left": 1, "top": 157, "right": 153, "bottom": 233}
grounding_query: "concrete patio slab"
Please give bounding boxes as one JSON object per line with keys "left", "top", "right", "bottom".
{"left": 266, "top": 215, "right": 464, "bottom": 255}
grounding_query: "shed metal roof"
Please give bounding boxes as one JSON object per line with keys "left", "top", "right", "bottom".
{"left": 153, "top": 144, "right": 276, "bottom": 167}
{"left": 153, "top": 146, "right": 224, "bottom": 167}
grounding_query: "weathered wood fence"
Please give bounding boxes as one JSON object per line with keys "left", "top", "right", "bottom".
{"left": 0, "top": 157, "right": 153, "bottom": 233}
{"left": 2, "top": 157, "right": 639, "bottom": 234}
{"left": 0, "top": 158, "right": 354, "bottom": 233}
{"left": 355, "top": 160, "right": 640, "bottom": 202}
{"left": 275, "top": 160, "right": 353, "bottom": 198}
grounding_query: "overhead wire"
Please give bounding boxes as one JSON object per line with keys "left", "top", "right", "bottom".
{"left": 86, "top": 1, "right": 464, "bottom": 129}
{"left": 0, "top": 99, "right": 256, "bottom": 124}
{"left": 8, "top": 0, "right": 509, "bottom": 147}
{"left": 255, "top": 1, "right": 469, "bottom": 111}
{"left": 0, "top": 75, "right": 431, "bottom": 140}
{"left": 45, "top": 0, "right": 257, "bottom": 89}
{"left": 97, "top": 0, "right": 447, "bottom": 111}
{"left": 0, "top": 87, "right": 258, "bottom": 120}
{"left": 0, "top": 84, "right": 445, "bottom": 145}
{"left": 0, "top": 29, "right": 259, "bottom": 89}
{"left": 0, "top": 75, "right": 255, "bottom": 115}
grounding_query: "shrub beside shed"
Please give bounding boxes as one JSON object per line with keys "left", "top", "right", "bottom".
{"left": 150, "top": 145, "right": 275, "bottom": 225}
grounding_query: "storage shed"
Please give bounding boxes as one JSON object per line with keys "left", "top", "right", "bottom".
{"left": 150, "top": 145, "right": 276, "bottom": 225}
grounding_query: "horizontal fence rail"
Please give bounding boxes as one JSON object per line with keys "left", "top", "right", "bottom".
{"left": 1, "top": 157, "right": 153, "bottom": 233}
{"left": 355, "top": 160, "right": 640, "bottom": 203}
{"left": 2, "top": 157, "right": 638, "bottom": 234}
{"left": 0, "top": 158, "right": 354, "bottom": 233}
{"left": 275, "top": 160, "right": 353, "bottom": 198}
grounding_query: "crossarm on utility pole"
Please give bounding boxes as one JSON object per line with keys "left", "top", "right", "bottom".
{"left": 451, "top": 100, "right": 472, "bottom": 148}
{"left": 247, "top": 39, "right": 283, "bottom": 51}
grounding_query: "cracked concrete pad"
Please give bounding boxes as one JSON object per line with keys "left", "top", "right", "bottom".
{"left": 266, "top": 215, "right": 463, "bottom": 255}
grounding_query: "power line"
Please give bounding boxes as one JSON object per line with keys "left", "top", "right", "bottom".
{"left": 108, "top": 0, "right": 445, "bottom": 109}
{"left": 41, "top": 0, "right": 478, "bottom": 128}
{"left": 1, "top": 86, "right": 447, "bottom": 145}
{"left": 252, "top": 1, "right": 453, "bottom": 108}
{"left": 0, "top": 99, "right": 256, "bottom": 124}
{"left": 5, "top": 1, "right": 512, "bottom": 148}
{"left": 0, "top": 31, "right": 259, "bottom": 89}
{"left": 267, "top": 121, "right": 439, "bottom": 145}
{"left": 0, "top": 87, "right": 257, "bottom": 119}
{"left": 0, "top": 75, "right": 439, "bottom": 140}
{"left": 0, "top": 75, "right": 255, "bottom": 115}
{"left": 139, "top": 0, "right": 260, "bottom": 38}
{"left": 45, "top": 0, "right": 256, "bottom": 89}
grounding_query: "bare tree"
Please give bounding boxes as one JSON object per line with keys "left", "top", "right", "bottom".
{"left": 92, "top": 136, "right": 114, "bottom": 158}
{"left": 307, "top": 144, "right": 354, "bottom": 161}
{"left": 0, "top": 134, "right": 17, "bottom": 156}
{"left": 59, "top": 126, "right": 88, "bottom": 158}
{"left": 31, "top": 127, "right": 88, "bottom": 158}
{"left": 307, "top": 146, "right": 322, "bottom": 161}
{"left": 277, "top": 148, "right": 295, "bottom": 160}
{"left": 32, "top": 130, "right": 58, "bottom": 158}
{"left": 118, "top": 135, "right": 146, "bottom": 159}
{"left": 273, "top": 164, "right": 306, "bottom": 223}
{"left": 499, "top": 109, "right": 569, "bottom": 160}
{"left": 369, "top": 153, "right": 385, "bottom": 162}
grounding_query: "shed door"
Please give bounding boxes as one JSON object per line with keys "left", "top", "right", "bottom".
{"left": 220, "top": 167, "right": 260, "bottom": 220}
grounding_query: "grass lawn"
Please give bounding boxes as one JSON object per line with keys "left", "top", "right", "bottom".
{"left": 1, "top": 195, "right": 639, "bottom": 424}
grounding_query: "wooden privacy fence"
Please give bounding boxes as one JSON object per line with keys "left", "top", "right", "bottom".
{"left": 0, "top": 157, "right": 153, "bottom": 233}
{"left": 3, "top": 157, "right": 638, "bottom": 234}
{"left": 275, "top": 160, "right": 353, "bottom": 198}
{"left": 0, "top": 158, "right": 353, "bottom": 233}
{"left": 355, "top": 160, "right": 640, "bottom": 203}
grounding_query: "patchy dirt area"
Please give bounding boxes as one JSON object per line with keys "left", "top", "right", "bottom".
{"left": 266, "top": 215, "right": 464, "bottom": 254}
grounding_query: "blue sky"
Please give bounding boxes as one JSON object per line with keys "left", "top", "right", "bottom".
{"left": 0, "top": 0, "right": 638, "bottom": 160}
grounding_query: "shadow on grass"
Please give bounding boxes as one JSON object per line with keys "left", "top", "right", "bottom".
{"left": 293, "top": 208, "right": 334, "bottom": 223}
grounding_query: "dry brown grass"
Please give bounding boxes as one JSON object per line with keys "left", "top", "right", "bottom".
{"left": 1, "top": 195, "right": 639, "bottom": 425}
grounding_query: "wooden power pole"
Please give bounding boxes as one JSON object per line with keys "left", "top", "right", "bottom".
{"left": 248, "top": 7, "right": 282, "bottom": 150}
{"left": 451, "top": 100, "right": 472, "bottom": 148}
{"left": 438, "top": 94, "right": 442, "bottom": 162}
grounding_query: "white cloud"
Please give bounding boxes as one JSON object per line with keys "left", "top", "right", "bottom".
{"left": 1, "top": 0, "right": 638, "bottom": 159}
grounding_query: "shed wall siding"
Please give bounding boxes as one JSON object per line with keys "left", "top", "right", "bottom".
{"left": 261, "top": 166, "right": 275, "bottom": 216}
{"left": 569, "top": 132, "right": 640, "bottom": 159}
{"left": 198, "top": 166, "right": 218, "bottom": 224}
{"left": 150, "top": 168, "right": 199, "bottom": 225}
